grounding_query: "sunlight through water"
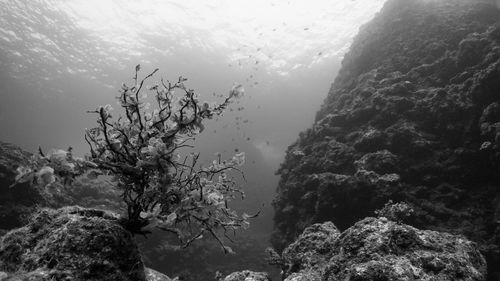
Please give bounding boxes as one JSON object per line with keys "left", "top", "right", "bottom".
{"left": 57, "top": 0, "right": 386, "bottom": 75}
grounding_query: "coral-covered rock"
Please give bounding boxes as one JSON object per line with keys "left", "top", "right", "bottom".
{"left": 273, "top": 0, "right": 500, "bottom": 278}
{"left": 281, "top": 222, "right": 340, "bottom": 277}
{"left": 223, "top": 270, "right": 271, "bottom": 281}
{"left": 0, "top": 206, "right": 147, "bottom": 281}
{"left": 280, "top": 218, "right": 486, "bottom": 281}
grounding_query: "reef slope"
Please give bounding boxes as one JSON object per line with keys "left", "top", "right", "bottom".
{"left": 272, "top": 0, "right": 500, "bottom": 279}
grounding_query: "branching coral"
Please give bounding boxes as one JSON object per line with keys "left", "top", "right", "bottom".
{"left": 12, "top": 65, "right": 251, "bottom": 253}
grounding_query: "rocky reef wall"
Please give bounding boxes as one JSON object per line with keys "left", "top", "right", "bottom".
{"left": 272, "top": 0, "right": 500, "bottom": 279}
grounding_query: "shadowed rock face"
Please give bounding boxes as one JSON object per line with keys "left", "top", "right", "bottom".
{"left": 279, "top": 218, "right": 486, "bottom": 281}
{"left": 272, "top": 0, "right": 500, "bottom": 279}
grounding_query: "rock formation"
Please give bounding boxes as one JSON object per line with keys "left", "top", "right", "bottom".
{"left": 272, "top": 0, "right": 500, "bottom": 279}
{"left": 223, "top": 270, "right": 271, "bottom": 281}
{"left": 0, "top": 142, "right": 47, "bottom": 231}
{"left": 227, "top": 208, "right": 486, "bottom": 281}
{"left": 0, "top": 141, "right": 123, "bottom": 233}
{"left": 279, "top": 216, "right": 486, "bottom": 281}
{"left": 0, "top": 206, "right": 170, "bottom": 281}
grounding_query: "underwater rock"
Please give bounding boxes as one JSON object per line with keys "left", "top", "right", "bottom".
{"left": 0, "top": 206, "right": 151, "bottom": 281}
{"left": 279, "top": 218, "right": 486, "bottom": 281}
{"left": 273, "top": 0, "right": 500, "bottom": 279}
{"left": 223, "top": 270, "right": 271, "bottom": 281}
{"left": 281, "top": 222, "right": 340, "bottom": 277}
{"left": 0, "top": 141, "right": 47, "bottom": 231}
{"left": 0, "top": 141, "right": 124, "bottom": 233}
{"left": 145, "top": 268, "right": 172, "bottom": 281}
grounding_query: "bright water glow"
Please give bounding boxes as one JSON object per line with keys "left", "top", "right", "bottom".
{"left": 57, "top": 0, "right": 385, "bottom": 75}
{"left": 0, "top": 0, "right": 387, "bottom": 161}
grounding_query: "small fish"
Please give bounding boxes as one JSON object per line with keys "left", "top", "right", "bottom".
{"left": 304, "top": 27, "right": 309, "bottom": 31}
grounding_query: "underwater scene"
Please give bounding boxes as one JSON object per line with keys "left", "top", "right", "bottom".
{"left": 1, "top": 0, "right": 500, "bottom": 280}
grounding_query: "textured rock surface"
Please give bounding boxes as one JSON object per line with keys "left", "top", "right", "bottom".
{"left": 281, "top": 221, "right": 340, "bottom": 277}
{"left": 272, "top": 0, "right": 500, "bottom": 278}
{"left": 280, "top": 219, "right": 486, "bottom": 281}
{"left": 223, "top": 270, "right": 271, "bottom": 281}
{"left": 145, "top": 268, "right": 172, "bottom": 281}
{"left": 0, "top": 206, "right": 149, "bottom": 281}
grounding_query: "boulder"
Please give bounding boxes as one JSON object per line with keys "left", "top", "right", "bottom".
{"left": 0, "top": 206, "right": 148, "bottom": 281}
{"left": 280, "top": 217, "right": 487, "bottom": 281}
